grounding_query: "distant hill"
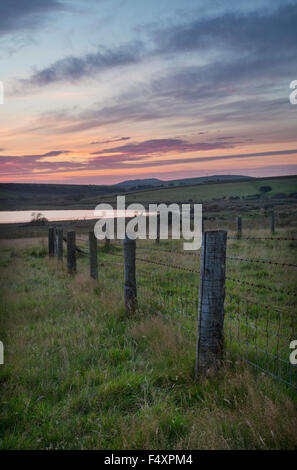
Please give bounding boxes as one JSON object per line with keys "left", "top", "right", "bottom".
{"left": 114, "top": 178, "right": 163, "bottom": 189}
{"left": 111, "top": 175, "right": 297, "bottom": 204}
{"left": 114, "top": 175, "right": 253, "bottom": 190}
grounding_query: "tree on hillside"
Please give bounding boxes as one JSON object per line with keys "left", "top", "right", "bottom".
{"left": 259, "top": 186, "right": 272, "bottom": 193}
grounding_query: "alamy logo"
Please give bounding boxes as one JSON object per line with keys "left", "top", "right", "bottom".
{"left": 0, "top": 81, "right": 3, "bottom": 104}
{"left": 94, "top": 196, "right": 202, "bottom": 250}
{"left": 289, "top": 80, "right": 297, "bottom": 105}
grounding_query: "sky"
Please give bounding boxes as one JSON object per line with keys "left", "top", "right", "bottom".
{"left": 0, "top": 0, "right": 297, "bottom": 185}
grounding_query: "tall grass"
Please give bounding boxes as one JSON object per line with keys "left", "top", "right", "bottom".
{"left": 0, "top": 234, "right": 296, "bottom": 450}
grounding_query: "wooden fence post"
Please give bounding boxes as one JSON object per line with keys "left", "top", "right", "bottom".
{"left": 195, "top": 230, "right": 227, "bottom": 379}
{"left": 270, "top": 214, "right": 275, "bottom": 234}
{"left": 155, "top": 213, "right": 160, "bottom": 243}
{"left": 89, "top": 231, "right": 98, "bottom": 280}
{"left": 57, "top": 228, "right": 64, "bottom": 261}
{"left": 67, "top": 231, "right": 76, "bottom": 274}
{"left": 48, "top": 227, "right": 55, "bottom": 257}
{"left": 53, "top": 225, "right": 57, "bottom": 255}
{"left": 237, "top": 216, "right": 242, "bottom": 238}
{"left": 123, "top": 235, "right": 137, "bottom": 312}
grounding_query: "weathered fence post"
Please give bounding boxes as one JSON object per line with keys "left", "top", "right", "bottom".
{"left": 67, "top": 231, "right": 76, "bottom": 274}
{"left": 57, "top": 228, "right": 64, "bottom": 261}
{"left": 195, "top": 230, "right": 227, "bottom": 379}
{"left": 48, "top": 227, "right": 55, "bottom": 257}
{"left": 53, "top": 224, "right": 57, "bottom": 255}
{"left": 89, "top": 231, "right": 98, "bottom": 280}
{"left": 123, "top": 235, "right": 137, "bottom": 312}
{"left": 155, "top": 213, "right": 160, "bottom": 243}
{"left": 270, "top": 214, "right": 275, "bottom": 234}
{"left": 237, "top": 216, "right": 242, "bottom": 238}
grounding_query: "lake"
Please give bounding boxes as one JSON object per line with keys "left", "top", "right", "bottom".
{"left": 0, "top": 209, "right": 147, "bottom": 224}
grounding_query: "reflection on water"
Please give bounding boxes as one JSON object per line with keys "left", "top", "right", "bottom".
{"left": 0, "top": 209, "right": 146, "bottom": 224}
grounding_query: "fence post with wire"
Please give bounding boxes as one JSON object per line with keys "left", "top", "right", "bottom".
{"left": 89, "top": 231, "right": 98, "bottom": 280}
{"left": 123, "top": 235, "right": 137, "bottom": 312}
{"left": 48, "top": 226, "right": 56, "bottom": 257}
{"left": 57, "top": 228, "right": 64, "bottom": 261}
{"left": 67, "top": 231, "right": 77, "bottom": 274}
{"left": 195, "top": 230, "right": 227, "bottom": 379}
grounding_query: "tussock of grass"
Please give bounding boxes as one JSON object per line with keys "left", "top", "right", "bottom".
{"left": 0, "top": 237, "right": 296, "bottom": 450}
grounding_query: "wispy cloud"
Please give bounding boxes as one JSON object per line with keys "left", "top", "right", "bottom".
{"left": 88, "top": 148, "right": 297, "bottom": 171}
{"left": 16, "top": 42, "right": 144, "bottom": 92}
{"left": 90, "top": 138, "right": 235, "bottom": 156}
{"left": 2, "top": 145, "right": 295, "bottom": 178}
{"left": 13, "top": 3, "right": 297, "bottom": 91}
{"left": 90, "top": 136, "right": 131, "bottom": 145}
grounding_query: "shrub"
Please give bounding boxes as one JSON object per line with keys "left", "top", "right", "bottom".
{"left": 29, "top": 212, "right": 48, "bottom": 226}
{"left": 259, "top": 186, "right": 272, "bottom": 193}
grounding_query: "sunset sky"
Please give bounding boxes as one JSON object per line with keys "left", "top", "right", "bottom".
{"left": 0, "top": 0, "right": 297, "bottom": 184}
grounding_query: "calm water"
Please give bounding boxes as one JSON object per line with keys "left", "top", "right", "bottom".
{"left": 0, "top": 209, "right": 147, "bottom": 224}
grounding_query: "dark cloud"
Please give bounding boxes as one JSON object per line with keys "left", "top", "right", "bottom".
{"left": 18, "top": 42, "right": 144, "bottom": 89}
{"left": 153, "top": 4, "right": 297, "bottom": 58}
{"left": 0, "top": 0, "right": 62, "bottom": 36}
{"left": 90, "top": 136, "right": 131, "bottom": 145}
{"left": 91, "top": 138, "right": 234, "bottom": 157}
{"left": 15, "top": 3, "right": 297, "bottom": 91}
{"left": 24, "top": 6, "right": 297, "bottom": 136}
{"left": 0, "top": 150, "right": 75, "bottom": 177}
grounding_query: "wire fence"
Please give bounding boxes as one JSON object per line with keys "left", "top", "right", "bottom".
{"left": 100, "top": 240, "right": 297, "bottom": 391}
{"left": 50, "top": 227, "right": 297, "bottom": 392}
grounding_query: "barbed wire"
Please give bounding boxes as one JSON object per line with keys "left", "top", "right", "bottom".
{"left": 103, "top": 248, "right": 296, "bottom": 297}
{"left": 226, "top": 256, "right": 297, "bottom": 268}
{"left": 136, "top": 245, "right": 297, "bottom": 268}
{"left": 226, "top": 293, "right": 294, "bottom": 314}
{"left": 228, "top": 236, "right": 297, "bottom": 241}
{"left": 103, "top": 251, "right": 297, "bottom": 308}
{"left": 136, "top": 246, "right": 200, "bottom": 257}
{"left": 226, "top": 276, "right": 297, "bottom": 298}
{"left": 136, "top": 256, "right": 200, "bottom": 274}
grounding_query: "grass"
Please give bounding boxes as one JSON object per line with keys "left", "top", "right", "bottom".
{"left": 0, "top": 228, "right": 297, "bottom": 450}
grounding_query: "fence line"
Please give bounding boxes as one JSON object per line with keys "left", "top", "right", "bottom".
{"left": 47, "top": 227, "right": 297, "bottom": 391}
{"left": 134, "top": 245, "right": 297, "bottom": 269}
{"left": 52, "top": 230, "right": 297, "bottom": 298}
{"left": 227, "top": 236, "right": 297, "bottom": 241}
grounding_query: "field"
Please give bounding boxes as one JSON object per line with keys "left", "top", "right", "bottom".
{"left": 113, "top": 175, "right": 297, "bottom": 203}
{"left": 1, "top": 175, "right": 297, "bottom": 211}
{"left": 0, "top": 218, "right": 297, "bottom": 450}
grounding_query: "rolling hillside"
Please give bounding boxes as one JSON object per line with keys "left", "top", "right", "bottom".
{"left": 0, "top": 175, "right": 296, "bottom": 210}
{"left": 101, "top": 175, "right": 297, "bottom": 204}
